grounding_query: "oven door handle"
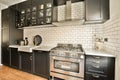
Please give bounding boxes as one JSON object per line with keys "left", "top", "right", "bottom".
{"left": 51, "top": 56, "right": 82, "bottom": 63}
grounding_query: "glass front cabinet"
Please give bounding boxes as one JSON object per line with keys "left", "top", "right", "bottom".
{"left": 16, "top": 0, "right": 53, "bottom": 28}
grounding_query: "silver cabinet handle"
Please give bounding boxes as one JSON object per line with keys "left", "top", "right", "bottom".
{"left": 30, "top": 56, "right": 32, "bottom": 60}
{"left": 93, "top": 60, "right": 100, "bottom": 64}
{"left": 92, "top": 74, "right": 100, "bottom": 78}
{"left": 92, "top": 65, "right": 100, "bottom": 68}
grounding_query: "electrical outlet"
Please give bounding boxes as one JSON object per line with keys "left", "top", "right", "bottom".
{"left": 104, "top": 38, "right": 108, "bottom": 42}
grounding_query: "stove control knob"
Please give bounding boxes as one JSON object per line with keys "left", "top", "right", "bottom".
{"left": 80, "top": 55, "right": 84, "bottom": 59}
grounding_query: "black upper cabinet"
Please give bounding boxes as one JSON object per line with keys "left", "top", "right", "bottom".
{"left": 1, "top": 8, "right": 23, "bottom": 65}
{"left": 53, "top": 0, "right": 84, "bottom": 6}
{"left": 31, "top": 0, "right": 38, "bottom": 25}
{"left": 53, "top": 0, "right": 66, "bottom": 6}
{"left": 25, "top": 0, "right": 32, "bottom": 26}
{"left": 14, "top": 0, "right": 53, "bottom": 27}
{"left": 45, "top": 0, "right": 53, "bottom": 24}
{"left": 32, "top": 0, "right": 45, "bottom": 25}
{"left": 32, "top": 0, "right": 53, "bottom": 25}
{"left": 85, "top": 0, "right": 109, "bottom": 24}
{"left": 10, "top": 4, "right": 21, "bottom": 28}
{"left": 18, "top": 0, "right": 32, "bottom": 27}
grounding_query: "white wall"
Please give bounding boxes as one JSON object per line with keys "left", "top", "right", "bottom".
{"left": 110, "top": 0, "right": 120, "bottom": 17}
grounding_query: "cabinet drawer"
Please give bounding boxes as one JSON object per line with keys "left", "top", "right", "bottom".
{"left": 85, "top": 73, "right": 107, "bottom": 80}
{"left": 86, "top": 55, "right": 108, "bottom": 74}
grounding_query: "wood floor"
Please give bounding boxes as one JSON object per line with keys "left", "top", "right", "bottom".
{"left": 0, "top": 65, "right": 47, "bottom": 80}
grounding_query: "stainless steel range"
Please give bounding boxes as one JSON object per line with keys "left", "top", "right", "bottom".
{"left": 50, "top": 44, "right": 85, "bottom": 80}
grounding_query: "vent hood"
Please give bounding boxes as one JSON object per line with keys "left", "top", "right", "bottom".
{"left": 52, "top": 0, "right": 85, "bottom": 26}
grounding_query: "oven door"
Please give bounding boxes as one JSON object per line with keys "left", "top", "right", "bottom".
{"left": 50, "top": 56, "right": 84, "bottom": 78}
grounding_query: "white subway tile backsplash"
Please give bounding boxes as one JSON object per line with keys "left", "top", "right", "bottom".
{"left": 102, "top": 14, "right": 120, "bottom": 55}
{"left": 24, "top": 24, "right": 99, "bottom": 49}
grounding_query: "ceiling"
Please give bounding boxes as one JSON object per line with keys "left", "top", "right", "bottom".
{"left": 0, "top": 0, "right": 26, "bottom": 6}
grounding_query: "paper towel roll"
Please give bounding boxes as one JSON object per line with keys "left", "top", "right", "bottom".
{"left": 95, "top": 42, "right": 103, "bottom": 50}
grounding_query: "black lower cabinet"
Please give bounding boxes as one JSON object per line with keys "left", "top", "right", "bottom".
{"left": 33, "top": 50, "right": 50, "bottom": 79}
{"left": 19, "top": 52, "right": 33, "bottom": 73}
{"left": 10, "top": 48, "right": 20, "bottom": 69}
{"left": 85, "top": 73, "right": 107, "bottom": 80}
{"left": 85, "top": 55, "right": 115, "bottom": 80}
{"left": 2, "top": 47, "right": 10, "bottom": 66}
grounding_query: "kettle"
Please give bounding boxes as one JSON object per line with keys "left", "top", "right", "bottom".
{"left": 20, "top": 40, "right": 25, "bottom": 46}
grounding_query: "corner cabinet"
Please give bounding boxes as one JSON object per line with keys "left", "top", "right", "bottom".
{"left": 85, "top": 55, "right": 115, "bottom": 80}
{"left": 33, "top": 50, "right": 50, "bottom": 79}
{"left": 85, "top": 0, "right": 109, "bottom": 24}
{"left": 1, "top": 8, "right": 23, "bottom": 66}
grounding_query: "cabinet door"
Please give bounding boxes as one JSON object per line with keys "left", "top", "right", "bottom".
{"left": 2, "top": 47, "right": 10, "bottom": 66}
{"left": 20, "top": 52, "right": 33, "bottom": 73}
{"left": 25, "top": 0, "right": 32, "bottom": 26}
{"left": 85, "top": 55, "right": 108, "bottom": 75}
{"left": 1, "top": 9, "right": 10, "bottom": 66}
{"left": 32, "top": 0, "right": 53, "bottom": 25}
{"left": 45, "top": 1, "right": 53, "bottom": 24}
{"left": 36, "top": 0, "right": 46, "bottom": 25}
{"left": 9, "top": 7, "right": 23, "bottom": 45}
{"left": 85, "top": 0, "right": 101, "bottom": 21}
{"left": 85, "top": 55, "right": 115, "bottom": 80}
{"left": 33, "top": 50, "right": 50, "bottom": 79}
{"left": 18, "top": 2, "right": 26, "bottom": 27}
{"left": 85, "top": 73, "right": 107, "bottom": 80}
{"left": 18, "top": 0, "right": 32, "bottom": 27}
{"left": 10, "top": 4, "right": 21, "bottom": 28}
{"left": 31, "top": 0, "right": 38, "bottom": 25}
{"left": 10, "top": 48, "right": 19, "bottom": 69}
{"left": 101, "top": 0, "right": 109, "bottom": 20}
{"left": 1, "top": 9, "right": 9, "bottom": 46}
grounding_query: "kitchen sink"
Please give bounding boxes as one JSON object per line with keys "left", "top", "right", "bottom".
{"left": 18, "top": 46, "right": 38, "bottom": 52}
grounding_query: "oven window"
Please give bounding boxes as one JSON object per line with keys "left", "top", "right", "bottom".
{"left": 54, "top": 60, "right": 79, "bottom": 73}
